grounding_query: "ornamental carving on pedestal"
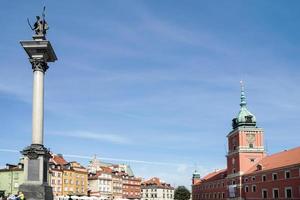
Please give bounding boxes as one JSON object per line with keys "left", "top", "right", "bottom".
{"left": 27, "top": 150, "right": 39, "bottom": 160}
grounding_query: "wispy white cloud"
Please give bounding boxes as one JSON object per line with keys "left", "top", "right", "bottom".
{"left": 0, "top": 149, "right": 19, "bottom": 153}
{"left": 48, "top": 131, "right": 131, "bottom": 145}
{"left": 0, "top": 148, "right": 185, "bottom": 167}
{"left": 63, "top": 153, "right": 185, "bottom": 167}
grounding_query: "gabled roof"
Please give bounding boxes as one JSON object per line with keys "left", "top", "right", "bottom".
{"left": 142, "top": 177, "right": 174, "bottom": 189}
{"left": 50, "top": 154, "right": 68, "bottom": 165}
{"left": 246, "top": 146, "right": 300, "bottom": 174}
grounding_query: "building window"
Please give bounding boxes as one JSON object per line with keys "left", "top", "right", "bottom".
{"left": 245, "top": 186, "right": 249, "bottom": 193}
{"left": 273, "top": 188, "right": 279, "bottom": 199}
{"left": 252, "top": 185, "right": 256, "bottom": 192}
{"left": 262, "top": 175, "right": 266, "bottom": 182}
{"left": 249, "top": 143, "right": 254, "bottom": 148}
{"left": 252, "top": 176, "right": 255, "bottom": 181}
{"left": 222, "top": 193, "right": 225, "bottom": 198}
{"left": 233, "top": 139, "right": 237, "bottom": 150}
{"left": 245, "top": 178, "right": 248, "bottom": 182}
{"left": 262, "top": 189, "right": 268, "bottom": 199}
{"left": 285, "top": 187, "right": 292, "bottom": 198}
{"left": 272, "top": 173, "right": 278, "bottom": 180}
{"left": 285, "top": 170, "right": 291, "bottom": 179}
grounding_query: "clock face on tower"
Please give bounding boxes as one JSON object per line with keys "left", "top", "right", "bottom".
{"left": 246, "top": 133, "right": 255, "bottom": 145}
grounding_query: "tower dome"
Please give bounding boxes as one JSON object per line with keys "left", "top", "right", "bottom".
{"left": 193, "top": 170, "right": 201, "bottom": 179}
{"left": 232, "top": 81, "right": 256, "bottom": 129}
{"left": 192, "top": 170, "right": 201, "bottom": 185}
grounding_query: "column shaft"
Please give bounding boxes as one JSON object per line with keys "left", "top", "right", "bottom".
{"left": 32, "top": 70, "right": 44, "bottom": 145}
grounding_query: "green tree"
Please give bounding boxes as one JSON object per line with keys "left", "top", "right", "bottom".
{"left": 174, "top": 186, "right": 191, "bottom": 200}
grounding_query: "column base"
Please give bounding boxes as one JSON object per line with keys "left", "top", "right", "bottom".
{"left": 19, "top": 183, "right": 53, "bottom": 200}
{"left": 20, "top": 144, "right": 53, "bottom": 199}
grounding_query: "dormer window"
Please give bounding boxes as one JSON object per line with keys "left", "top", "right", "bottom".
{"left": 245, "top": 116, "right": 253, "bottom": 123}
{"left": 256, "top": 164, "right": 263, "bottom": 171}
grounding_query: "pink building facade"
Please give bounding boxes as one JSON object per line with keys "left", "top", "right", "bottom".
{"left": 192, "top": 85, "right": 300, "bottom": 200}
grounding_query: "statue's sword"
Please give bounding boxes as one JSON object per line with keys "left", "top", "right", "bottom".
{"left": 42, "top": 6, "right": 46, "bottom": 32}
{"left": 27, "top": 18, "right": 34, "bottom": 30}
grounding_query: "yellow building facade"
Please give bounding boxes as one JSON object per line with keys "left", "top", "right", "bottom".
{"left": 50, "top": 155, "right": 88, "bottom": 197}
{"left": 62, "top": 162, "right": 88, "bottom": 196}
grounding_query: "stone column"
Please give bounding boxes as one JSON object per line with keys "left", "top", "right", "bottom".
{"left": 19, "top": 36, "right": 57, "bottom": 200}
{"left": 31, "top": 59, "right": 48, "bottom": 145}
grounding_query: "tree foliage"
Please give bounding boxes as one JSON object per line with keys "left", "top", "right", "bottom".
{"left": 174, "top": 186, "right": 191, "bottom": 200}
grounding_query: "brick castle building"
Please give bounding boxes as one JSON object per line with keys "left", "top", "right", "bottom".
{"left": 192, "top": 84, "right": 300, "bottom": 200}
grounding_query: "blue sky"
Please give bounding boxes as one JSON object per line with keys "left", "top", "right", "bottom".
{"left": 1, "top": 0, "right": 300, "bottom": 187}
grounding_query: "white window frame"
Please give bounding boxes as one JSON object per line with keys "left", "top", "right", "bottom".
{"left": 262, "top": 174, "right": 266, "bottom": 182}
{"left": 285, "top": 170, "right": 291, "bottom": 179}
{"left": 273, "top": 188, "right": 279, "bottom": 199}
{"left": 272, "top": 173, "right": 278, "bottom": 180}
{"left": 245, "top": 186, "right": 249, "bottom": 193}
{"left": 285, "top": 187, "right": 293, "bottom": 198}
{"left": 252, "top": 185, "right": 257, "bottom": 192}
{"left": 262, "top": 189, "right": 268, "bottom": 199}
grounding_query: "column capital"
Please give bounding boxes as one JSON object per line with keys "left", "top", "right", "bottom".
{"left": 30, "top": 58, "right": 49, "bottom": 73}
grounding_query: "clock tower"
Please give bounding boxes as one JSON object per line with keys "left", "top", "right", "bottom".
{"left": 227, "top": 82, "right": 266, "bottom": 178}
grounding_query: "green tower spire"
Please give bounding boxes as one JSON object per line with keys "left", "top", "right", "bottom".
{"left": 240, "top": 80, "right": 247, "bottom": 107}
{"left": 232, "top": 81, "right": 256, "bottom": 129}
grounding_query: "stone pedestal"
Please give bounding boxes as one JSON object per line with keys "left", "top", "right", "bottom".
{"left": 19, "top": 144, "right": 53, "bottom": 200}
{"left": 19, "top": 184, "right": 53, "bottom": 200}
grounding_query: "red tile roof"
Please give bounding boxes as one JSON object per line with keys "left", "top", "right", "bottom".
{"left": 246, "top": 146, "right": 300, "bottom": 174}
{"left": 142, "top": 177, "right": 173, "bottom": 189}
{"left": 201, "top": 169, "right": 227, "bottom": 182}
{"left": 143, "top": 177, "right": 160, "bottom": 185}
{"left": 100, "top": 166, "right": 113, "bottom": 173}
{"left": 50, "top": 154, "right": 68, "bottom": 165}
